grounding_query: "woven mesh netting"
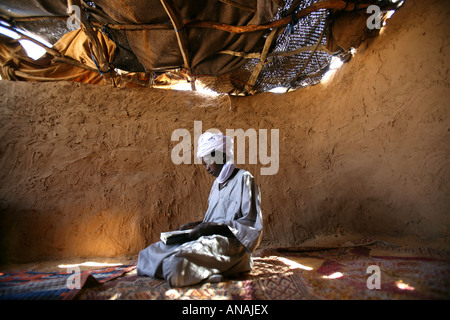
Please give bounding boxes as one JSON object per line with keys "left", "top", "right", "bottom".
{"left": 246, "top": 0, "right": 333, "bottom": 93}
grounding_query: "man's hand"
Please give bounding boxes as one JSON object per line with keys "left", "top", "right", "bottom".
{"left": 188, "top": 222, "right": 233, "bottom": 240}
{"left": 178, "top": 221, "right": 202, "bottom": 231}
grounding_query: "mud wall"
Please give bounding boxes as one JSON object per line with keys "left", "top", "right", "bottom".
{"left": 0, "top": 0, "right": 449, "bottom": 263}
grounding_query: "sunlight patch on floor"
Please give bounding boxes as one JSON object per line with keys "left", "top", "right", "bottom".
{"left": 58, "top": 261, "right": 123, "bottom": 269}
{"left": 322, "top": 272, "right": 344, "bottom": 279}
{"left": 395, "top": 280, "right": 415, "bottom": 291}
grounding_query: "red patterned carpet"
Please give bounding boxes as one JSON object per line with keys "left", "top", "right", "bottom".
{"left": 77, "top": 239, "right": 450, "bottom": 300}
{"left": 0, "top": 265, "right": 136, "bottom": 300}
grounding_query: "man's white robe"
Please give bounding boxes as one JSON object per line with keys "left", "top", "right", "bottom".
{"left": 136, "top": 169, "right": 263, "bottom": 287}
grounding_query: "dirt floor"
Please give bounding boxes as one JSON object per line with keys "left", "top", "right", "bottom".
{"left": 1, "top": 234, "right": 449, "bottom": 300}
{"left": 0, "top": 0, "right": 449, "bottom": 266}
{"left": 0, "top": 234, "right": 447, "bottom": 273}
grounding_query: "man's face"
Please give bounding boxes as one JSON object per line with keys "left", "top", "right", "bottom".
{"left": 202, "top": 151, "right": 225, "bottom": 178}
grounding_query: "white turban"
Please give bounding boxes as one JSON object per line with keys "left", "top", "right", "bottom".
{"left": 197, "top": 131, "right": 236, "bottom": 184}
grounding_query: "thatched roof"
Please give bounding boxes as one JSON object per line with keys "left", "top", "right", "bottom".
{"left": 0, "top": 0, "right": 402, "bottom": 95}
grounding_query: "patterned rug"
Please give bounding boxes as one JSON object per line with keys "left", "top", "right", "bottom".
{"left": 0, "top": 265, "right": 136, "bottom": 300}
{"left": 77, "top": 240, "right": 450, "bottom": 300}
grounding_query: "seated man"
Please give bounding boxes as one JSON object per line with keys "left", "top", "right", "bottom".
{"left": 136, "top": 131, "right": 263, "bottom": 287}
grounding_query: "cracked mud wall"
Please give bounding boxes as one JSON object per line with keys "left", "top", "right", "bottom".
{"left": 0, "top": 0, "right": 449, "bottom": 263}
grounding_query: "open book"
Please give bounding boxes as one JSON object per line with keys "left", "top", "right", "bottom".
{"left": 160, "top": 229, "right": 193, "bottom": 245}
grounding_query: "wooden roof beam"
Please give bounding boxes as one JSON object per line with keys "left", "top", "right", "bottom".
{"left": 159, "top": 0, "right": 196, "bottom": 90}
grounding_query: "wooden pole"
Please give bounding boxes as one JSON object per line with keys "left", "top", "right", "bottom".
{"left": 219, "top": 44, "right": 334, "bottom": 59}
{"left": 159, "top": 0, "right": 196, "bottom": 90}
{"left": 244, "top": 28, "right": 277, "bottom": 94}
{"left": 216, "top": 0, "right": 256, "bottom": 13}
{"left": 185, "top": 0, "right": 373, "bottom": 34}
